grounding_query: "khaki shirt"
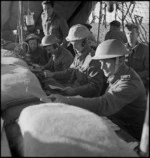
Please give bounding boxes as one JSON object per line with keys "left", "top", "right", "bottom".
{"left": 61, "top": 64, "right": 147, "bottom": 140}
{"left": 105, "top": 30, "right": 127, "bottom": 44}
{"left": 41, "top": 12, "right": 69, "bottom": 45}
{"left": 43, "top": 47, "right": 74, "bottom": 72}
{"left": 125, "top": 42, "right": 149, "bottom": 88}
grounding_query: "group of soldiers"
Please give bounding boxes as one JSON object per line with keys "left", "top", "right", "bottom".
{"left": 2, "top": 1, "right": 149, "bottom": 142}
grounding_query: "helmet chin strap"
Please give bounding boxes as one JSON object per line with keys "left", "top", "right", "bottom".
{"left": 114, "top": 57, "right": 119, "bottom": 74}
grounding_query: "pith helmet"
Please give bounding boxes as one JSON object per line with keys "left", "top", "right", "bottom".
{"left": 25, "top": 34, "right": 41, "bottom": 42}
{"left": 40, "top": 35, "right": 59, "bottom": 47}
{"left": 66, "top": 24, "right": 91, "bottom": 41}
{"left": 92, "top": 39, "right": 129, "bottom": 60}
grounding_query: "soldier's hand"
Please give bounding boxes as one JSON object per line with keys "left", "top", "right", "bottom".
{"left": 48, "top": 94, "right": 67, "bottom": 103}
{"left": 43, "top": 70, "right": 54, "bottom": 78}
{"left": 62, "top": 86, "right": 76, "bottom": 96}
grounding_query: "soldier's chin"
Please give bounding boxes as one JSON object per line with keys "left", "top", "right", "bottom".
{"left": 104, "top": 71, "right": 110, "bottom": 77}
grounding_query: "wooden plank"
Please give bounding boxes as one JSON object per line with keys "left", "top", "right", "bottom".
{"left": 1, "top": 125, "right": 12, "bottom": 157}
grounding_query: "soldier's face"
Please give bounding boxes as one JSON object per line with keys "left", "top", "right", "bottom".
{"left": 42, "top": 4, "right": 53, "bottom": 17}
{"left": 28, "top": 39, "right": 38, "bottom": 51}
{"left": 70, "top": 40, "right": 84, "bottom": 53}
{"left": 45, "top": 45, "right": 57, "bottom": 55}
{"left": 125, "top": 28, "right": 138, "bottom": 46}
{"left": 99, "top": 58, "right": 116, "bottom": 77}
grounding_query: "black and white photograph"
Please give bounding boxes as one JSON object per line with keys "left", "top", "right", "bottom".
{"left": 1, "top": 1, "right": 149, "bottom": 157}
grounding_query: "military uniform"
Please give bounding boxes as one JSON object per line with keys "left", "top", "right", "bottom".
{"left": 43, "top": 46, "right": 74, "bottom": 72}
{"left": 60, "top": 64, "right": 147, "bottom": 140}
{"left": 52, "top": 46, "right": 106, "bottom": 97}
{"left": 25, "top": 46, "right": 48, "bottom": 66}
{"left": 105, "top": 30, "right": 127, "bottom": 44}
{"left": 125, "top": 42, "right": 149, "bottom": 90}
{"left": 41, "top": 12, "right": 69, "bottom": 46}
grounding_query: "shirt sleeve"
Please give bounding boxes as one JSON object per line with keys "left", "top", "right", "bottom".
{"left": 43, "top": 58, "right": 54, "bottom": 71}
{"left": 53, "top": 68, "right": 73, "bottom": 80}
{"left": 59, "top": 18, "right": 69, "bottom": 46}
{"left": 41, "top": 13, "right": 46, "bottom": 35}
{"left": 61, "top": 80, "right": 139, "bottom": 116}
{"left": 62, "top": 54, "right": 74, "bottom": 70}
{"left": 73, "top": 60, "right": 105, "bottom": 97}
{"left": 138, "top": 44, "right": 149, "bottom": 80}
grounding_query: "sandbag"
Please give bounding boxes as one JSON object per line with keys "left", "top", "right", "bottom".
{"left": 1, "top": 49, "right": 18, "bottom": 58}
{"left": 1, "top": 56, "right": 28, "bottom": 68}
{"left": 18, "top": 103, "right": 138, "bottom": 157}
{"left": 1, "top": 64, "right": 47, "bottom": 111}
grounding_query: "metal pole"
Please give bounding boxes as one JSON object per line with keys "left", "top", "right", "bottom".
{"left": 97, "top": 1, "right": 102, "bottom": 45}
{"left": 19, "top": 1, "right": 23, "bottom": 47}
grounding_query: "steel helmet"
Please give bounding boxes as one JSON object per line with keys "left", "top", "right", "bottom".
{"left": 40, "top": 35, "right": 59, "bottom": 47}
{"left": 66, "top": 24, "right": 91, "bottom": 41}
{"left": 92, "top": 39, "right": 129, "bottom": 60}
{"left": 25, "top": 34, "right": 41, "bottom": 42}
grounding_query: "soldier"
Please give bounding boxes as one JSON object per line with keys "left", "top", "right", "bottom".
{"left": 104, "top": 20, "right": 127, "bottom": 44}
{"left": 50, "top": 39, "right": 147, "bottom": 141}
{"left": 24, "top": 33, "right": 48, "bottom": 66}
{"left": 43, "top": 24, "right": 106, "bottom": 97}
{"left": 41, "top": 1, "right": 69, "bottom": 47}
{"left": 124, "top": 23, "right": 149, "bottom": 92}
{"left": 40, "top": 35, "right": 74, "bottom": 72}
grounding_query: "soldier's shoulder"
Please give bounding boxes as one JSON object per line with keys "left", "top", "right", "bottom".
{"left": 120, "top": 74, "right": 131, "bottom": 81}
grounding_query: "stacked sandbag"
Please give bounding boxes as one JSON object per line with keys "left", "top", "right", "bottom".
{"left": 1, "top": 56, "right": 28, "bottom": 68}
{"left": 1, "top": 64, "right": 47, "bottom": 112}
{"left": 18, "top": 103, "right": 138, "bottom": 157}
{"left": 1, "top": 48, "right": 18, "bottom": 58}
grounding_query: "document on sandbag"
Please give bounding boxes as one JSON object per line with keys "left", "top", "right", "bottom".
{"left": 48, "top": 85, "right": 64, "bottom": 91}
{"left": 26, "top": 86, "right": 52, "bottom": 103}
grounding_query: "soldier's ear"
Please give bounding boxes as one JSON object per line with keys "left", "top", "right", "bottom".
{"left": 81, "top": 38, "right": 87, "bottom": 47}
{"left": 53, "top": 43, "right": 59, "bottom": 49}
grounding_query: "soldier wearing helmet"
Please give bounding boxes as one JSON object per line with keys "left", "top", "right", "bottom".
{"left": 24, "top": 33, "right": 48, "bottom": 66}
{"left": 40, "top": 34, "right": 73, "bottom": 73}
{"left": 124, "top": 23, "right": 149, "bottom": 92}
{"left": 50, "top": 39, "right": 147, "bottom": 141}
{"left": 44, "top": 24, "right": 106, "bottom": 97}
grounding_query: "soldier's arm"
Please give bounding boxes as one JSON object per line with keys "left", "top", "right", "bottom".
{"left": 59, "top": 18, "right": 69, "bottom": 47}
{"left": 138, "top": 45, "right": 149, "bottom": 79}
{"left": 72, "top": 61, "right": 105, "bottom": 97}
{"left": 61, "top": 53, "right": 74, "bottom": 70}
{"left": 54, "top": 80, "right": 139, "bottom": 116}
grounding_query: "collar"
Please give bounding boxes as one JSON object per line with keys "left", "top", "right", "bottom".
{"left": 76, "top": 46, "right": 93, "bottom": 60}
{"left": 108, "top": 64, "right": 130, "bottom": 85}
{"left": 126, "top": 41, "right": 140, "bottom": 51}
{"left": 46, "top": 12, "right": 55, "bottom": 21}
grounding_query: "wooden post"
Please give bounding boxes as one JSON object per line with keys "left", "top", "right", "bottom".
{"left": 139, "top": 93, "right": 149, "bottom": 157}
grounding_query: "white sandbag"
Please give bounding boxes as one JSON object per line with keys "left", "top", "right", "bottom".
{"left": 18, "top": 103, "right": 138, "bottom": 157}
{"left": 1, "top": 56, "right": 28, "bottom": 68}
{"left": 1, "top": 48, "right": 18, "bottom": 58}
{"left": 1, "top": 64, "right": 47, "bottom": 110}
